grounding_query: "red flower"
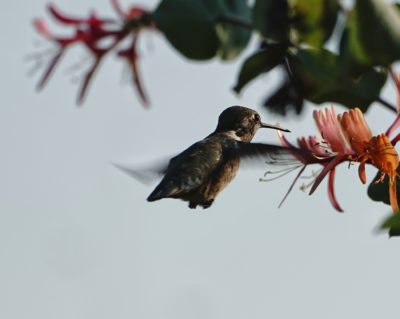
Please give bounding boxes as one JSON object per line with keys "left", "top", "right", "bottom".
{"left": 33, "top": 1, "right": 153, "bottom": 105}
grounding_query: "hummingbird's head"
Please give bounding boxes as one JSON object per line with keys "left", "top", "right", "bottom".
{"left": 215, "top": 106, "right": 289, "bottom": 142}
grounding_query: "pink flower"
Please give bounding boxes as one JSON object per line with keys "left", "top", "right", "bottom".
{"left": 313, "top": 105, "right": 353, "bottom": 155}
{"left": 279, "top": 106, "right": 400, "bottom": 213}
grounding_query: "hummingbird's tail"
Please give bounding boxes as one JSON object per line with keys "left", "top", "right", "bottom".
{"left": 147, "top": 181, "right": 180, "bottom": 202}
{"left": 147, "top": 190, "right": 163, "bottom": 202}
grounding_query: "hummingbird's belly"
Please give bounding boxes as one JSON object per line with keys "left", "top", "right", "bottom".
{"left": 198, "top": 158, "right": 240, "bottom": 203}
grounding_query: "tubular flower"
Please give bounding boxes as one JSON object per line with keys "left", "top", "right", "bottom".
{"left": 313, "top": 105, "right": 353, "bottom": 155}
{"left": 277, "top": 131, "right": 345, "bottom": 212}
{"left": 32, "top": 1, "right": 154, "bottom": 105}
{"left": 338, "top": 109, "right": 399, "bottom": 212}
{"left": 279, "top": 106, "right": 400, "bottom": 213}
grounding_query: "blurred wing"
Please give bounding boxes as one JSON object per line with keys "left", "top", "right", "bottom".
{"left": 226, "top": 141, "right": 303, "bottom": 168}
{"left": 111, "top": 157, "right": 171, "bottom": 185}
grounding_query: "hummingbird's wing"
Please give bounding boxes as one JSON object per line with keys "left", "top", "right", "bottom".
{"left": 225, "top": 141, "right": 304, "bottom": 167}
{"left": 147, "top": 140, "right": 224, "bottom": 201}
{"left": 111, "top": 155, "right": 174, "bottom": 185}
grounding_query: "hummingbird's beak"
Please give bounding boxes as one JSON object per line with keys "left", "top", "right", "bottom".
{"left": 261, "top": 122, "right": 291, "bottom": 132}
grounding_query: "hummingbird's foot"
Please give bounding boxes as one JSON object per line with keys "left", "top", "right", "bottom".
{"left": 201, "top": 200, "right": 214, "bottom": 209}
{"left": 188, "top": 200, "right": 214, "bottom": 209}
{"left": 188, "top": 202, "right": 198, "bottom": 209}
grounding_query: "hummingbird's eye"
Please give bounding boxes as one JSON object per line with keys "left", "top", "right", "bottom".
{"left": 254, "top": 114, "right": 261, "bottom": 122}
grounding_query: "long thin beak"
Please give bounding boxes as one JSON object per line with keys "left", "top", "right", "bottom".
{"left": 261, "top": 122, "right": 291, "bottom": 132}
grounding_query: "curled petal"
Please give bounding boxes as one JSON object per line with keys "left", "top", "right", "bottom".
{"left": 118, "top": 35, "right": 149, "bottom": 106}
{"left": 389, "top": 176, "right": 400, "bottom": 213}
{"left": 298, "top": 135, "right": 328, "bottom": 157}
{"left": 327, "top": 168, "right": 344, "bottom": 212}
{"left": 48, "top": 3, "right": 86, "bottom": 25}
{"left": 277, "top": 132, "right": 333, "bottom": 164}
{"left": 277, "top": 131, "right": 296, "bottom": 149}
{"left": 358, "top": 160, "right": 367, "bottom": 184}
{"left": 309, "top": 155, "right": 345, "bottom": 195}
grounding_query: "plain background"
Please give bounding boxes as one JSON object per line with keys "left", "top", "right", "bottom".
{"left": 1, "top": 1, "right": 400, "bottom": 318}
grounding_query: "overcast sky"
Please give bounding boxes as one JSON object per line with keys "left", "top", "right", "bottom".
{"left": 1, "top": 1, "right": 400, "bottom": 319}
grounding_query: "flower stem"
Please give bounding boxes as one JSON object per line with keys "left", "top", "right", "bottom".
{"left": 376, "top": 97, "right": 397, "bottom": 113}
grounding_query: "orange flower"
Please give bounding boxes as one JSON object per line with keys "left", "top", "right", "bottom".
{"left": 279, "top": 106, "right": 400, "bottom": 213}
{"left": 338, "top": 109, "right": 400, "bottom": 212}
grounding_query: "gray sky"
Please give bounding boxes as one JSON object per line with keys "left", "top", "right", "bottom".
{"left": 1, "top": 1, "right": 400, "bottom": 318}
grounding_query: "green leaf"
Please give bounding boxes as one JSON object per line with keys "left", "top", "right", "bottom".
{"left": 291, "top": 0, "right": 339, "bottom": 47}
{"left": 253, "top": 0, "right": 339, "bottom": 47}
{"left": 253, "top": 0, "right": 290, "bottom": 42}
{"left": 233, "top": 44, "right": 286, "bottom": 93}
{"left": 338, "top": 25, "right": 368, "bottom": 77}
{"left": 152, "top": 0, "right": 220, "bottom": 60}
{"left": 216, "top": 0, "right": 252, "bottom": 60}
{"left": 368, "top": 169, "right": 400, "bottom": 207}
{"left": 379, "top": 213, "right": 400, "bottom": 237}
{"left": 263, "top": 79, "right": 304, "bottom": 115}
{"left": 287, "top": 47, "right": 387, "bottom": 111}
{"left": 342, "top": 0, "right": 400, "bottom": 68}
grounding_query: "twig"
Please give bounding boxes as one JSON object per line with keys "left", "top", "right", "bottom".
{"left": 376, "top": 97, "right": 397, "bottom": 113}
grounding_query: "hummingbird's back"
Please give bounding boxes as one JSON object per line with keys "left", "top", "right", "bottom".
{"left": 147, "top": 133, "right": 240, "bottom": 208}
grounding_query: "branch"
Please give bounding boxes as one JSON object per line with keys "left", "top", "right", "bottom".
{"left": 376, "top": 97, "right": 397, "bottom": 113}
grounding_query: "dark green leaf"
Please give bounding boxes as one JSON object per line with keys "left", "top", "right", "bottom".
{"left": 342, "top": 0, "right": 400, "bottom": 69}
{"left": 233, "top": 44, "right": 286, "bottom": 93}
{"left": 379, "top": 213, "right": 400, "bottom": 237}
{"left": 338, "top": 26, "right": 368, "bottom": 77}
{"left": 216, "top": 0, "right": 252, "bottom": 60}
{"left": 287, "top": 47, "right": 387, "bottom": 111}
{"left": 368, "top": 169, "right": 400, "bottom": 207}
{"left": 152, "top": 0, "right": 220, "bottom": 60}
{"left": 263, "top": 79, "right": 304, "bottom": 115}
{"left": 291, "top": 0, "right": 339, "bottom": 47}
{"left": 253, "top": 0, "right": 290, "bottom": 42}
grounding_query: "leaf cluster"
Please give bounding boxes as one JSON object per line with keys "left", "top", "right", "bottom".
{"left": 150, "top": 0, "right": 400, "bottom": 115}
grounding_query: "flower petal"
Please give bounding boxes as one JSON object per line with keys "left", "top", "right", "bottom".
{"left": 327, "top": 168, "right": 344, "bottom": 212}
{"left": 313, "top": 106, "right": 351, "bottom": 154}
{"left": 338, "top": 108, "right": 372, "bottom": 155}
{"left": 358, "top": 160, "right": 367, "bottom": 184}
{"left": 48, "top": 3, "right": 86, "bottom": 25}
{"left": 309, "top": 155, "right": 345, "bottom": 195}
{"left": 389, "top": 176, "right": 400, "bottom": 213}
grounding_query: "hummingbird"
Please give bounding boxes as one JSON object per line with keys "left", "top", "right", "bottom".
{"left": 117, "top": 106, "right": 293, "bottom": 209}
{"left": 124, "top": 106, "right": 290, "bottom": 209}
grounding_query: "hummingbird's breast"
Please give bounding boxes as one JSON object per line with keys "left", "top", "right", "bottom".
{"left": 200, "top": 157, "right": 240, "bottom": 201}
